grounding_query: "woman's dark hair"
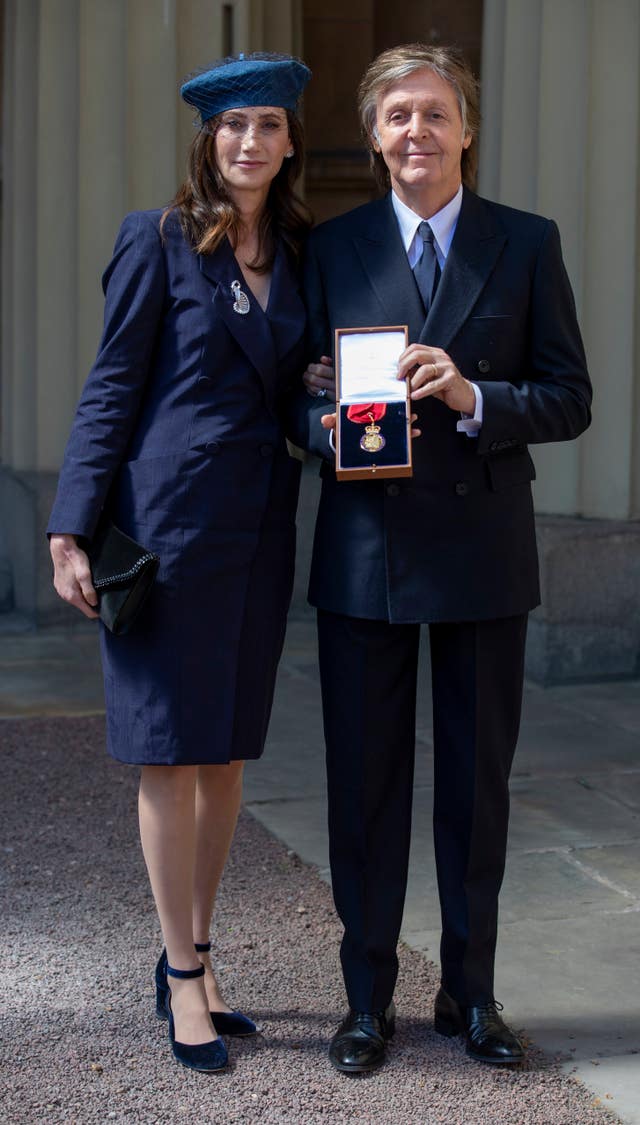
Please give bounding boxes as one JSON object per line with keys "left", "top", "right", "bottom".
{"left": 161, "top": 110, "right": 311, "bottom": 271}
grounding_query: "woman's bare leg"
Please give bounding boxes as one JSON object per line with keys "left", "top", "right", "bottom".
{"left": 138, "top": 764, "right": 217, "bottom": 1044}
{"left": 192, "top": 761, "right": 245, "bottom": 1011}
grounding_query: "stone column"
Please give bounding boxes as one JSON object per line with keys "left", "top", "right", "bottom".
{"left": 0, "top": 0, "right": 39, "bottom": 612}
{"left": 1, "top": 0, "right": 38, "bottom": 471}
{"left": 36, "top": 0, "right": 80, "bottom": 473}
{"left": 479, "top": 0, "right": 640, "bottom": 681}
{"left": 126, "top": 0, "right": 178, "bottom": 212}
{"left": 579, "top": 0, "right": 639, "bottom": 522}
{"left": 77, "top": 0, "right": 127, "bottom": 395}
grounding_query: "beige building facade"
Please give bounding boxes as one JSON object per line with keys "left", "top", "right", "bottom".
{"left": 1, "top": 0, "right": 638, "bottom": 682}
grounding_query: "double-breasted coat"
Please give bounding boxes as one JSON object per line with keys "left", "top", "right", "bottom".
{"left": 48, "top": 210, "right": 305, "bottom": 765}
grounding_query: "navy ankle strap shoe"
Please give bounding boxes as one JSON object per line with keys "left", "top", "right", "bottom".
{"left": 165, "top": 961, "right": 228, "bottom": 1074}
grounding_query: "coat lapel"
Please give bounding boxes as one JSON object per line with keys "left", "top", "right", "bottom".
{"left": 199, "top": 237, "right": 278, "bottom": 390}
{"left": 267, "top": 241, "right": 305, "bottom": 362}
{"left": 420, "top": 188, "right": 507, "bottom": 350}
{"left": 352, "top": 197, "right": 426, "bottom": 342}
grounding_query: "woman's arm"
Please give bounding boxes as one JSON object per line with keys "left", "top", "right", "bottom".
{"left": 47, "top": 211, "right": 166, "bottom": 540}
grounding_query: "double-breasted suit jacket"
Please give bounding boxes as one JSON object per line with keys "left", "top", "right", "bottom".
{"left": 48, "top": 210, "right": 305, "bottom": 765}
{"left": 290, "top": 188, "right": 592, "bottom": 623}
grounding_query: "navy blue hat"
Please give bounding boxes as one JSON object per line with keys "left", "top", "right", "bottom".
{"left": 181, "top": 53, "right": 311, "bottom": 125}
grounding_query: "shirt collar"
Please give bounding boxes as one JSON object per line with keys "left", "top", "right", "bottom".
{"left": 391, "top": 184, "right": 463, "bottom": 260}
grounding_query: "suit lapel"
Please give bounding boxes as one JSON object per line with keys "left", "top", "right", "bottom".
{"left": 421, "top": 188, "right": 507, "bottom": 350}
{"left": 199, "top": 237, "right": 278, "bottom": 389}
{"left": 352, "top": 197, "right": 426, "bottom": 341}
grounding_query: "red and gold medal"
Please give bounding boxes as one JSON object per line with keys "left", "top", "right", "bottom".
{"left": 346, "top": 403, "right": 387, "bottom": 453}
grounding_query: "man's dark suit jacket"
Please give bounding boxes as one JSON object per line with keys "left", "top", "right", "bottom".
{"left": 289, "top": 188, "right": 592, "bottom": 624}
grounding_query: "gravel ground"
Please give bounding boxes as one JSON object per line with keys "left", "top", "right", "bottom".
{"left": 1, "top": 716, "right": 618, "bottom": 1125}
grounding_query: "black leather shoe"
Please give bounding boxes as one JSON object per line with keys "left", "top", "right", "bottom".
{"left": 434, "top": 987, "right": 524, "bottom": 1065}
{"left": 329, "top": 1002, "right": 396, "bottom": 1074}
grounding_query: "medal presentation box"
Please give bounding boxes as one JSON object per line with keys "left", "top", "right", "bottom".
{"left": 335, "top": 326, "right": 412, "bottom": 481}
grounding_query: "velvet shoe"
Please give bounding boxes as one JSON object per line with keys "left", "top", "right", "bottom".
{"left": 329, "top": 1002, "right": 396, "bottom": 1074}
{"left": 434, "top": 987, "right": 524, "bottom": 1064}
{"left": 195, "top": 941, "right": 257, "bottom": 1036}
{"left": 156, "top": 945, "right": 257, "bottom": 1036}
{"left": 165, "top": 963, "right": 228, "bottom": 1073}
{"left": 155, "top": 947, "right": 170, "bottom": 1018}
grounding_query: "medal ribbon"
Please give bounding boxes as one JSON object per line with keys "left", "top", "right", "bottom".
{"left": 346, "top": 403, "right": 387, "bottom": 424}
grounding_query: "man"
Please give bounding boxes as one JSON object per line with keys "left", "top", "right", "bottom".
{"left": 290, "top": 45, "right": 591, "bottom": 1073}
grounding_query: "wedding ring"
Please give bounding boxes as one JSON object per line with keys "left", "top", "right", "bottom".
{"left": 431, "top": 363, "right": 438, "bottom": 378}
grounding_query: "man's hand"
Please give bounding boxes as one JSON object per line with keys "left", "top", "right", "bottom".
{"left": 397, "top": 345, "right": 476, "bottom": 415}
{"left": 49, "top": 534, "right": 99, "bottom": 620}
{"left": 303, "top": 355, "right": 336, "bottom": 400}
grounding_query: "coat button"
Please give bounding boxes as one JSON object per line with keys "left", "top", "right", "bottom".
{"left": 489, "top": 441, "right": 498, "bottom": 452}
{"left": 260, "top": 443, "right": 274, "bottom": 458}
{"left": 477, "top": 359, "right": 491, "bottom": 373}
{"left": 198, "top": 375, "right": 212, "bottom": 386}
{"left": 455, "top": 481, "right": 469, "bottom": 496}
{"left": 386, "top": 483, "right": 400, "bottom": 497}
{"left": 205, "top": 441, "right": 221, "bottom": 455}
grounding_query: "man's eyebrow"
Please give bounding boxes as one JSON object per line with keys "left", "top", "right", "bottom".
{"left": 384, "top": 98, "right": 449, "bottom": 112}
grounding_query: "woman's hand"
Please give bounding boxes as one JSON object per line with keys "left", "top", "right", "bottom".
{"left": 49, "top": 534, "right": 99, "bottom": 620}
{"left": 321, "top": 413, "right": 422, "bottom": 438}
{"left": 397, "top": 344, "right": 475, "bottom": 415}
{"left": 303, "top": 355, "right": 336, "bottom": 400}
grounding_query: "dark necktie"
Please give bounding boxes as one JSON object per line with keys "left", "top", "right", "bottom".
{"left": 413, "top": 220, "right": 441, "bottom": 314}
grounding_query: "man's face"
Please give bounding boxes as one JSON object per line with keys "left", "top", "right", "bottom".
{"left": 373, "top": 68, "right": 471, "bottom": 210}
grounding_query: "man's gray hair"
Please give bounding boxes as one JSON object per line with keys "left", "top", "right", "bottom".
{"left": 357, "top": 44, "right": 480, "bottom": 192}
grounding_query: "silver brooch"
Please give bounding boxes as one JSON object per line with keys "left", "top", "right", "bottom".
{"left": 231, "top": 279, "right": 250, "bottom": 315}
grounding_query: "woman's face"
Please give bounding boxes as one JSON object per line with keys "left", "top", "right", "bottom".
{"left": 213, "top": 105, "right": 292, "bottom": 199}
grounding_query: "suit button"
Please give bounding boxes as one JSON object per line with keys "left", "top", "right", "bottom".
{"left": 455, "top": 481, "right": 469, "bottom": 496}
{"left": 477, "top": 359, "right": 491, "bottom": 374}
{"left": 205, "top": 441, "right": 221, "bottom": 455}
{"left": 198, "top": 375, "right": 212, "bottom": 386}
{"left": 489, "top": 441, "right": 498, "bottom": 452}
{"left": 386, "top": 484, "right": 400, "bottom": 497}
{"left": 260, "top": 443, "right": 274, "bottom": 458}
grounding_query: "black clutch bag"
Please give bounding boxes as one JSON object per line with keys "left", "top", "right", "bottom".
{"left": 81, "top": 520, "right": 160, "bottom": 636}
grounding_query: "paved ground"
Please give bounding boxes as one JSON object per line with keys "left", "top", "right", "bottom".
{"left": 3, "top": 715, "right": 616, "bottom": 1125}
{"left": 1, "top": 611, "right": 639, "bottom": 1122}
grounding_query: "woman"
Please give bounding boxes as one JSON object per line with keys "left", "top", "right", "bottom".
{"left": 48, "top": 53, "right": 311, "bottom": 1073}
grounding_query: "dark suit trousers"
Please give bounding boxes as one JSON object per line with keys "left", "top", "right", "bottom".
{"left": 317, "top": 609, "right": 528, "bottom": 1012}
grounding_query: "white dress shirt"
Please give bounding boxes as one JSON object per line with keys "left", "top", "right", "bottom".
{"left": 391, "top": 187, "right": 483, "bottom": 435}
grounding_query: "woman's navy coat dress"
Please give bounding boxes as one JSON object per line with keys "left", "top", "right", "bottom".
{"left": 48, "top": 210, "right": 305, "bottom": 765}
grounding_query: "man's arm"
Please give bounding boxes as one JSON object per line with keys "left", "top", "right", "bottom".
{"left": 474, "top": 219, "right": 592, "bottom": 454}
{"left": 396, "top": 218, "right": 591, "bottom": 454}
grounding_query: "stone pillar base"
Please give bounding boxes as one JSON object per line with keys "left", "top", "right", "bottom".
{"left": 0, "top": 467, "right": 68, "bottom": 627}
{"left": 2, "top": 469, "right": 639, "bottom": 688}
{"left": 527, "top": 515, "right": 640, "bottom": 685}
